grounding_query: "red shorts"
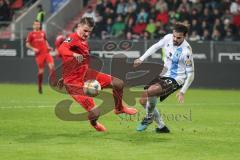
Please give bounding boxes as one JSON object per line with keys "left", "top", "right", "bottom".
{"left": 35, "top": 53, "right": 54, "bottom": 69}
{"left": 64, "top": 68, "right": 112, "bottom": 111}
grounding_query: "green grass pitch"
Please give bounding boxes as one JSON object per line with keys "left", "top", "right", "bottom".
{"left": 0, "top": 84, "right": 240, "bottom": 160}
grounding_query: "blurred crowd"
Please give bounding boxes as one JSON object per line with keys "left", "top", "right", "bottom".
{"left": 0, "top": 0, "right": 36, "bottom": 24}
{"left": 82, "top": 0, "right": 240, "bottom": 41}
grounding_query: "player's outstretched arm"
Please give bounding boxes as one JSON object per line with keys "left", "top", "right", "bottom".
{"left": 133, "top": 35, "right": 167, "bottom": 67}
{"left": 133, "top": 44, "right": 159, "bottom": 68}
{"left": 177, "top": 49, "right": 195, "bottom": 104}
{"left": 177, "top": 71, "right": 195, "bottom": 104}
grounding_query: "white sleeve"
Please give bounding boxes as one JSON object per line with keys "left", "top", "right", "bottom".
{"left": 180, "top": 53, "right": 195, "bottom": 94}
{"left": 180, "top": 72, "right": 194, "bottom": 94}
{"left": 139, "top": 35, "right": 167, "bottom": 61}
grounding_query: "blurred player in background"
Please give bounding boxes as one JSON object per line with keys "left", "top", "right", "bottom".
{"left": 26, "top": 20, "right": 55, "bottom": 94}
{"left": 36, "top": 4, "right": 45, "bottom": 28}
{"left": 134, "top": 23, "right": 195, "bottom": 133}
{"left": 58, "top": 17, "right": 138, "bottom": 132}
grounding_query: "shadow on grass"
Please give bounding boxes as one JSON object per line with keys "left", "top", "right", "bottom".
{"left": 15, "top": 130, "right": 171, "bottom": 145}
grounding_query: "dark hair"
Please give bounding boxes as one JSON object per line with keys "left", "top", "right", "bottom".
{"left": 173, "top": 22, "right": 189, "bottom": 35}
{"left": 37, "top": 4, "right": 42, "bottom": 9}
{"left": 79, "top": 17, "right": 95, "bottom": 28}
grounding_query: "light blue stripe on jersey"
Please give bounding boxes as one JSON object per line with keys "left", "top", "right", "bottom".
{"left": 170, "top": 48, "right": 182, "bottom": 78}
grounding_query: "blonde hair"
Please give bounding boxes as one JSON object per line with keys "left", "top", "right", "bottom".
{"left": 79, "top": 17, "right": 95, "bottom": 28}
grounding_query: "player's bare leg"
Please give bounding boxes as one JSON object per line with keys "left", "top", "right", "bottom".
{"left": 110, "top": 77, "right": 138, "bottom": 115}
{"left": 137, "top": 84, "right": 169, "bottom": 133}
{"left": 38, "top": 68, "right": 44, "bottom": 94}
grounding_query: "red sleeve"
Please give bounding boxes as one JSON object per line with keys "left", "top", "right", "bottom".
{"left": 58, "top": 37, "right": 74, "bottom": 56}
{"left": 26, "top": 32, "right": 32, "bottom": 43}
{"left": 54, "top": 35, "right": 65, "bottom": 49}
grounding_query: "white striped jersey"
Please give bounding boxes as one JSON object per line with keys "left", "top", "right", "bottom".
{"left": 140, "top": 34, "right": 194, "bottom": 86}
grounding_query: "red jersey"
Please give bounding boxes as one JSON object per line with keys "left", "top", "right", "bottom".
{"left": 26, "top": 31, "right": 49, "bottom": 55}
{"left": 58, "top": 32, "right": 113, "bottom": 112}
{"left": 54, "top": 35, "right": 65, "bottom": 58}
{"left": 58, "top": 32, "right": 90, "bottom": 60}
{"left": 58, "top": 32, "right": 90, "bottom": 81}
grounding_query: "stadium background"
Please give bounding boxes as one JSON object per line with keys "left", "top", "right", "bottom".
{"left": 0, "top": 0, "right": 240, "bottom": 160}
{"left": 0, "top": 0, "right": 240, "bottom": 88}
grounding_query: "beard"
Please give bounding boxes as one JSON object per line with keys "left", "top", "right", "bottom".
{"left": 173, "top": 41, "right": 179, "bottom": 46}
{"left": 173, "top": 40, "right": 183, "bottom": 46}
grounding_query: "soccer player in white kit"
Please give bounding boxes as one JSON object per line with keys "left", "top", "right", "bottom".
{"left": 134, "top": 23, "right": 195, "bottom": 133}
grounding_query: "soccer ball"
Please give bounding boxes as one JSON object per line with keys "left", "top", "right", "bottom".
{"left": 83, "top": 80, "right": 101, "bottom": 97}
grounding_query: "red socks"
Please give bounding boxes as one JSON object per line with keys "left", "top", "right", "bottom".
{"left": 38, "top": 73, "right": 43, "bottom": 89}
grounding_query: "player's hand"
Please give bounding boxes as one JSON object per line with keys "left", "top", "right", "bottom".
{"left": 133, "top": 58, "right": 143, "bottom": 67}
{"left": 33, "top": 48, "right": 39, "bottom": 53}
{"left": 73, "top": 53, "right": 84, "bottom": 63}
{"left": 48, "top": 47, "right": 53, "bottom": 51}
{"left": 176, "top": 92, "right": 184, "bottom": 104}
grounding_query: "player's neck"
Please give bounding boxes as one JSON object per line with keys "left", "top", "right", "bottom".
{"left": 174, "top": 40, "right": 184, "bottom": 47}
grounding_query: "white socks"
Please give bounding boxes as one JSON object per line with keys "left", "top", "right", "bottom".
{"left": 145, "top": 96, "right": 165, "bottom": 129}
{"left": 146, "top": 96, "right": 157, "bottom": 118}
{"left": 153, "top": 107, "right": 165, "bottom": 129}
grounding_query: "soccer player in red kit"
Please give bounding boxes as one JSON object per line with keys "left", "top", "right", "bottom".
{"left": 26, "top": 20, "right": 55, "bottom": 94}
{"left": 58, "top": 17, "right": 138, "bottom": 132}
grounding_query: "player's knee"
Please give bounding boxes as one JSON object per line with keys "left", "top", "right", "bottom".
{"left": 38, "top": 68, "right": 44, "bottom": 74}
{"left": 147, "top": 85, "right": 162, "bottom": 97}
{"left": 148, "top": 85, "right": 159, "bottom": 91}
